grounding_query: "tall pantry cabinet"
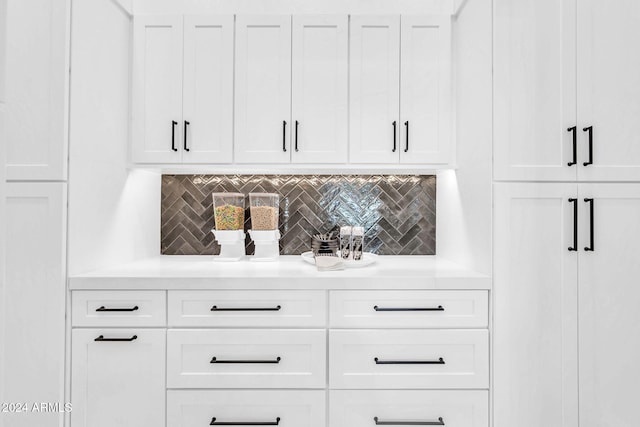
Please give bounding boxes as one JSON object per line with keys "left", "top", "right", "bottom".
{"left": 493, "top": 1, "right": 640, "bottom": 427}
{"left": 1, "top": 1, "right": 69, "bottom": 426}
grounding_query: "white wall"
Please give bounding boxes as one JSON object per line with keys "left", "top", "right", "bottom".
{"left": 132, "top": 0, "right": 455, "bottom": 15}
{"left": 68, "top": 0, "right": 159, "bottom": 275}
{"left": 436, "top": 0, "right": 492, "bottom": 274}
{"left": 0, "top": 0, "right": 7, "bottom": 416}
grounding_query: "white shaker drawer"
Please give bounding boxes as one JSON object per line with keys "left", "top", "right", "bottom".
{"left": 168, "top": 290, "right": 326, "bottom": 327}
{"left": 330, "top": 329, "right": 489, "bottom": 389}
{"left": 330, "top": 290, "right": 488, "bottom": 328}
{"left": 167, "top": 390, "right": 326, "bottom": 427}
{"left": 72, "top": 291, "right": 166, "bottom": 327}
{"left": 167, "top": 329, "right": 326, "bottom": 389}
{"left": 330, "top": 390, "right": 488, "bottom": 427}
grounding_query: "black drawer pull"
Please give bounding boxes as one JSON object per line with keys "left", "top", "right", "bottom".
{"left": 210, "top": 356, "right": 281, "bottom": 364}
{"left": 584, "top": 198, "right": 594, "bottom": 251}
{"left": 210, "top": 417, "right": 280, "bottom": 426}
{"left": 567, "top": 126, "right": 577, "bottom": 166}
{"left": 392, "top": 121, "right": 397, "bottom": 152}
{"left": 568, "top": 198, "right": 578, "bottom": 251}
{"left": 211, "top": 305, "right": 282, "bottom": 312}
{"left": 96, "top": 305, "right": 139, "bottom": 312}
{"left": 184, "top": 120, "right": 190, "bottom": 151}
{"left": 94, "top": 335, "right": 137, "bottom": 342}
{"left": 282, "top": 121, "right": 287, "bottom": 152}
{"left": 374, "top": 357, "right": 445, "bottom": 365}
{"left": 171, "top": 120, "right": 178, "bottom": 152}
{"left": 374, "top": 305, "right": 444, "bottom": 312}
{"left": 583, "top": 126, "right": 593, "bottom": 166}
{"left": 374, "top": 417, "right": 444, "bottom": 426}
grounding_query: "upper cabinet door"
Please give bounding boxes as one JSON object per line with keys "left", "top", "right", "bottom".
{"left": 182, "top": 16, "right": 234, "bottom": 164}
{"left": 235, "top": 15, "right": 291, "bottom": 164}
{"left": 349, "top": 16, "right": 400, "bottom": 164}
{"left": 493, "top": 0, "right": 577, "bottom": 181}
{"left": 578, "top": 183, "right": 640, "bottom": 427}
{"left": 5, "top": 0, "right": 69, "bottom": 180}
{"left": 292, "top": 15, "right": 348, "bottom": 164}
{"left": 577, "top": 1, "right": 640, "bottom": 181}
{"left": 493, "top": 183, "right": 578, "bottom": 427}
{"left": 400, "top": 16, "right": 452, "bottom": 165}
{"left": 132, "top": 16, "right": 183, "bottom": 164}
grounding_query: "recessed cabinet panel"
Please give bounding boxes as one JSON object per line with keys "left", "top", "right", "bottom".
{"left": 493, "top": 183, "right": 578, "bottom": 427}
{"left": 182, "top": 15, "right": 234, "bottom": 164}
{"left": 235, "top": 15, "right": 292, "bottom": 164}
{"left": 578, "top": 184, "right": 640, "bottom": 427}
{"left": 133, "top": 16, "right": 183, "bottom": 163}
{"left": 349, "top": 15, "right": 400, "bottom": 164}
{"left": 330, "top": 390, "right": 488, "bottom": 427}
{"left": 291, "top": 15, "right": 348, "bottom": 164}
{"left": 71, "top": 329, "right": 166, "bottom": 427}
{"left": 493, "top": 0, "right": 577, "bottom": 181}
{"left": 577, "top": 1, "right": 640, "bottom": 181}
{"left": 400, "top": 16, "right": 451, "bottom": 165}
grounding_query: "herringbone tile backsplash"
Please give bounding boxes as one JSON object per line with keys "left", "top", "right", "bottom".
{"left": 161, "top": 175, "right": 436, "bottom": 255}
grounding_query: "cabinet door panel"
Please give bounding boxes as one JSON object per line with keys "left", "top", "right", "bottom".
{"left": 2, "top": 183, "right": 66, "bottom": 427}
{"left": 578, "top": 184, "right": 640, "bottom": 427}
{"left": 235, "top": 15, "right": 291, "bottom": 164}
{"left": 132, "top": 16, "right": 183, "bottom": 163}
{"left": 400, "top": 16, "right": 452, "bottom": 165}
{"left": 5, "top": 0, "right": 68, "bottom": 180}
{"left": 182, "top": 15, "right": 234, "bottom": 164}
{"left": 493, "top": 183, "right": 578, "bottom": 427}
{"left": 349, "top": 15, "right": 400, "bottom": 164}
{"left": 493, "top": 0, "right": 577, "bottom": 181}
{"left": 577, "top": 1, "right": 640, "bottom": 181}
{"left": 292, "top": 15, "right": 348, "bottom": 164}
{"left": 71, "top": 329, "right": 165, "bottom": 427}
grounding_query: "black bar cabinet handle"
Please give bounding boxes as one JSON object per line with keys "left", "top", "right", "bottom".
{"left": 282, "top": 121, "right": 287, "bottom": 152}
{"left": 210, "top": 417, "right": 280, "bottom": 426}
{"left": 404, "top": 121, "right": 409, "bottom": 152}
{"left": 374, "top": 305, "right": 444, "bottom": 312}
{"left": 374, "top": 417, "right": 445, "bottom": 426}
{"left": 184, "top": 121, "right": 190, "bottom": 151}
{"left": 392, "top": 121, "right": 397, "bottom": 152}
{"left": 374, "top": 357, "right": 445, "bottom": 365}
{"left": 96, "top": 305, "right": 139, "bottom": 312}
{"left": 171, "top": 120, "right": 178, "bottom": 151}
{"left": 295, "top": 120, "right": 299, "bottom": 152}
{"left": 583, "top": 126, "right": 593, "bottom": 166}
{"left": 584, "top": 198, "right": 594, "bottom": 251}
{"left": 94, "top": 335, "right": 138, "bottom": 342}
{"left": 211, "top": 305, "right": 282, "bottom": 312}
{"left": 567, "top": 126, "right": 577, "bottom": 166}
{"left": 568, "top": 198, "right": 578, "bottom": 251}
{"left": 210, "top": 356, "right": 281, "bottom": 364}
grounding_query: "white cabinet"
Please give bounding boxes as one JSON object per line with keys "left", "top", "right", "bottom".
{"left": 576, "top": 1, "right": 640, "bottom": 181}
{"left": 494, "top": 0, "right": 640, "bottom": 181}
{"left": 493, "top": 183, "right": 578, "bottom": 427}
{"left": 577, "top": 184, "right": 640, "bottom": 427}
{"left": 133, "top": 15, "right": 233, "bottom": 164}
{"left": 2, "top": 183, "right": 66, "bottom": 427}
{"left": 400, "top": 16, "right": 451, "bottom": 165}
{"left": 495, "top": 183, "right": 640, "bottom": 427}
{"left": 349, "top": 15, "right": 452, "bottom": 165}
{"left": 291, "top": 15, "right": 348, "bottom": 164}
{"left": 71, "top": 329, "right": 166, "bottom": 427}
{"left": 349, "top": 15, "right": 400, "bottom": 164}
{"left": 4, "top": 0, "right": 69, "bottom": 180}
{"left": 234, "top": 15, "right": 292, "bottom": 164}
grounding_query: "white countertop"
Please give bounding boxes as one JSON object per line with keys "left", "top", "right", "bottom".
{"left": 68, "top": 255, "right": 490, "bottom": 290}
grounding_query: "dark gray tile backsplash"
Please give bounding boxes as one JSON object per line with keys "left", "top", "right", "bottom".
{"left": 161, "top": 175, "right": 436, "bottom": 255}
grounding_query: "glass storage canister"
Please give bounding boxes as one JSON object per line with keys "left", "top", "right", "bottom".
{"left": 249, "top": 193, "right": 279, "bottom": 230}
{"left": 212, "top": 193, "right": 245, "bottom": 230}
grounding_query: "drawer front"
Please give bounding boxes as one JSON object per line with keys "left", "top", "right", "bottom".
{"left": 168, "top": 390, "right": 326, "bottom": 427}
{"left": 168, "top": 290, "right": 327, "bottom": 327}
{"left": 167, "top": 329, "right": 326, "bottom": 388}
{"left": 330, "top": 290, "right": 488, "bottom": 328}
{"left": 330, "top": 329, "right": 489, "bottom": 389}
{"left": 72, "top": 291, "right": 166, "bottom": 327}
{"left": 330, "top": 390, "right": 488, "bottom": 427}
